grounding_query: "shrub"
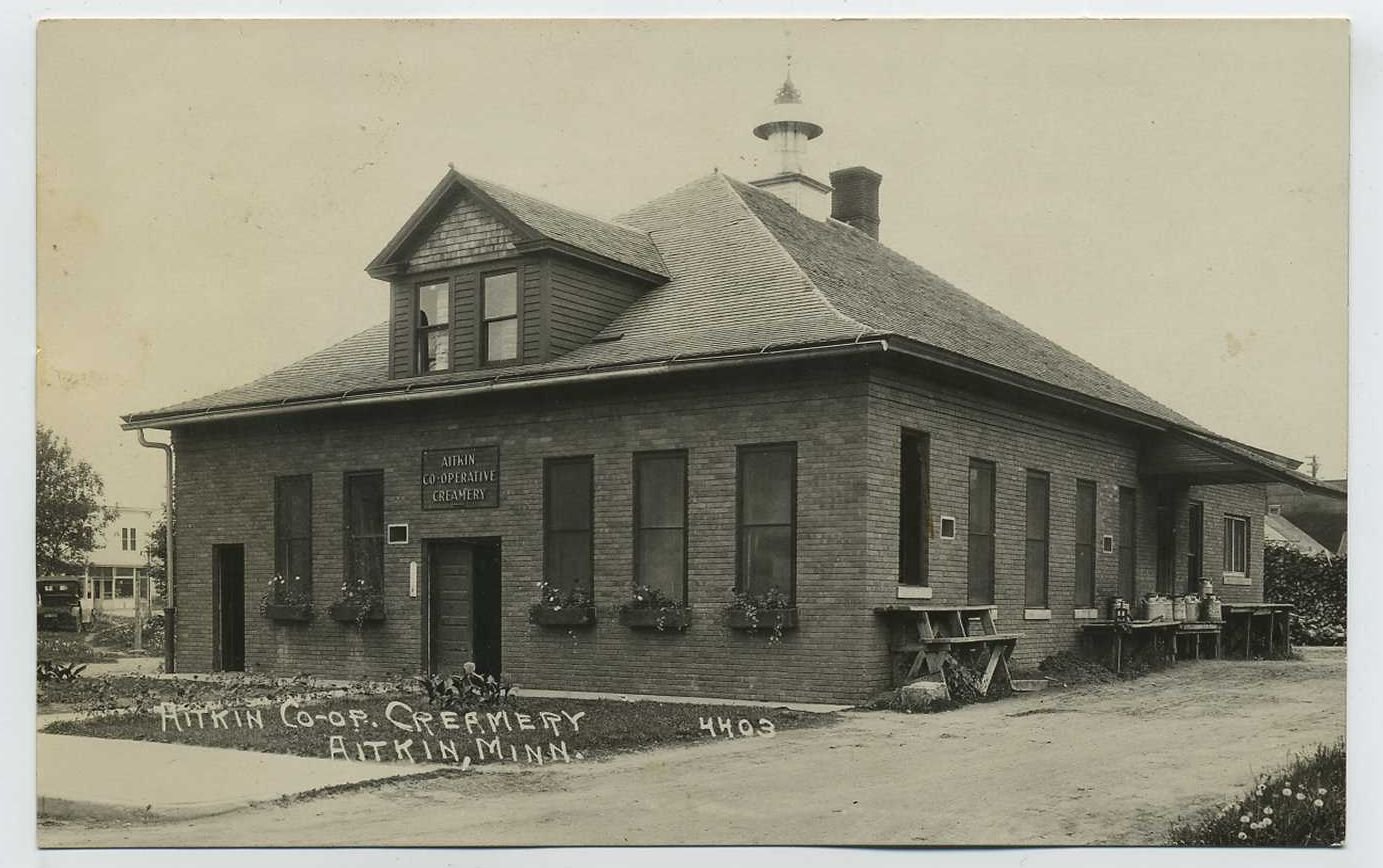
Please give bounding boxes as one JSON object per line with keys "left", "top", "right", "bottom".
{"left": 417, "top": 663, "right": 513, "bottom": 710}
{"left": 1264, "top": 547, "right": 1346, "bottom": 645}
{"left": 1169, "top": 740, "right": 1345, "bottom": 846}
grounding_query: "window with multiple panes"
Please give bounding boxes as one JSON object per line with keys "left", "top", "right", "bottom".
{"left": 275, "top": 475, "right": 313, "bottom": 594}
{"left": 1118, "top": 487, "right": 1138, "bottom": 600}
{"left": 737, "top": 444, "right": 797, "bottom": 600}
{"left": 344, "top": 471, "right": 384, "bottom": 588}
{"left": 1074, "top": 479, "right": 1097, "bottom": 607}
{"left": 415, "top": 281, "right": 450, "bottom": 373}
{"left": 545, "top": 457, "right": 594, "bottom": 595}
{"left": 482, "top": 271, "right": 519, "bottom": 363}
{"left": 120, "top": 527, "right": 138, "bottom": 551}
{"left": 1187, "top": 501, "right": 1205, "bottom": 592}
{"left": 967, "top": 459, "right": 996, "bottom": 605}
{"left": 898, "top": 431, "right": 930, "bottom": 587}
{"left": 1223, "top": 515, "right": 1249, "bottom": 575}
{"left": 1025, "top": 470, "right": 1050, "bottom": 607}
{"left": 634, "top": 451, "right": 687, "bottom": 601}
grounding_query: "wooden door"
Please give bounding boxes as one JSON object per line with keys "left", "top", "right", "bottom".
{"left": 213, "top": 544, "right": 245, "bottom": 672}
{"left": 429, "top": 542, "right": 473, "bottom": 675}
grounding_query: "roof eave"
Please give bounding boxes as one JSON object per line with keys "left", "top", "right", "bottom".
{"left": 121, "top": 338, "right": 890, "bottom": 431}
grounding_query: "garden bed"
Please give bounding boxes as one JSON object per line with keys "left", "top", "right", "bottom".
{"left": 43, "top": 693, "right": 838, "bottom": 764}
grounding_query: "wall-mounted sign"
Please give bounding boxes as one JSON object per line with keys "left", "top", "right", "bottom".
{"left": 421, "top": 446, "right": 500, "bottom": 509}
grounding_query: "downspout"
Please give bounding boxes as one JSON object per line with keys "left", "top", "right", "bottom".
{"left": 136, "top": 429, "right": 175, "bottom": 674}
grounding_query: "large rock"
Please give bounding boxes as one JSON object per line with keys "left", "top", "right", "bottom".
{"left": 899, "top": 678, "right": 950, "bottom": 711}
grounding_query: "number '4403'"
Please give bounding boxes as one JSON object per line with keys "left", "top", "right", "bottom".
{"left": 698, "top": 716, "right": 776, "bottom": 738}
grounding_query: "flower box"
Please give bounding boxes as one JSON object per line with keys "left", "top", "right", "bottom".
{"left": 529, "top": 606, "right": 596, "bottom": 628}
{"left": 619, "top": 607, "right": 692, "bottom": 631}
{"left": 328, "top": 599, "right": 385, "bottom": 624}
{"left": 263, "top": 602, "right": 312, "bottom": 623}
{"left": 727, "top": 607, "right": 798, "bottom": 632}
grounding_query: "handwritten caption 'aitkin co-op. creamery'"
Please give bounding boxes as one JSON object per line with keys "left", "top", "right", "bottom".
{"left": 158, "top": 698, "right": 589, "bottom": 767}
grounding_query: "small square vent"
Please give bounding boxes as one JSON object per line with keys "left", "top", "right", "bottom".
{"left": 387, "top": 524, "right": 409, "bottom": 545}
{"left": 939, "top": 516, "right": 957, "bottom": 540}
{"left": 1102, "top": 534, "right": 1114, "bottom": 554}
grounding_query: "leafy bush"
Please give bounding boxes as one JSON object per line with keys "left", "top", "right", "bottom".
{"left": 417, "top": 663, "right": 513, "bottom": 710}
{"left": 1264, "top": 547, "right": 1346, "bottom": 645}
{"left": 1169, "top": 740, "right": 1344, "bottom": 846}
{"left": 37, "top": 661, "right": 87, "bottom": 682}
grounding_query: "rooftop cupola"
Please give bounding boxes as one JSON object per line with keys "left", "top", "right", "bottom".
{"left": 750, "top": 72, "right": 832, "bottom": 220}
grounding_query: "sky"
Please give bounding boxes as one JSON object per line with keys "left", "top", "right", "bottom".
{"left": 35, "top": 18, "right": 1349, "bottom": 510}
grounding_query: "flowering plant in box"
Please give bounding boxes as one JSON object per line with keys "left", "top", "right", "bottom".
{"left": 527, "top": 581, "right": 596, "bottom": 627}
{"left": 329, "top": 576, "right": 385, "bottom": 627}
{"left": 259, "top": 573, "right": 313, "bottom": 621}
{"left": 726, "top": 586, "right": 796, "bottom": 641}
{"left": 619, "top": 582, "right": 691, "bottom": 631}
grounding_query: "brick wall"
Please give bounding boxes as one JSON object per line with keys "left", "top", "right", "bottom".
{"left": 170, "top": 353, "right": 1271, "bottom": 703}
{"left": 172, "top": 361, "right": 873, "bottom": 704}
{"left": 865, "top": 361, "right": 1143, "bottom": 669}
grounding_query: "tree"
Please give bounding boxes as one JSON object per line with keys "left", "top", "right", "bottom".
{"left": 145, "top": 506, "right": 169, "bottom": 601}
{"left": 35, "top": 424, "right": 117, "bottom": 575}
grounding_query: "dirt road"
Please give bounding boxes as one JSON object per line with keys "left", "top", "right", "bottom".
{"left": 40, "top": 648, "right": 1345, "bottom": 847}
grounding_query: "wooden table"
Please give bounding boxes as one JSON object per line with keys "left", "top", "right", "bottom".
{"left": 1220, "top": 603, "right": 1293, "bottom": 660}
{"left": 1174, "top": 622, "right": 1223, "bottom": 660}
{"left": 873, "top": 605, "right": 1021, "bottom": 696}
{"left": 1079, "top": 620, "right": 1182, "bottom": 674}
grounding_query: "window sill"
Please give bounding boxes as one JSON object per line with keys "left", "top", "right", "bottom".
{"left": 1073, "top": 608, "right": 1100, "bottom": 620}
{"left": 1221, "top": 573, "right": 1252, "bottom": 586}
{"left": 1023, "top": 608, "right": 1052, "bottom": 621}
{"left": 896, "top": 585, "right": 933, "bottom": 600}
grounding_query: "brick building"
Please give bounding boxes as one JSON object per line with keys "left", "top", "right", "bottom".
{"left": 123, "top": 81, "right": 1336, "bottom": 704}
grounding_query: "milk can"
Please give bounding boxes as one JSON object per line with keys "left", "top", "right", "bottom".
{"left": 1172, "top": 596, "right": 1187, "bottom": 622}
{"left": 1203, "top": 595, "right": 1222, "bottom": 623}
{"left": 1200, "top": 578, "right": 1214, "bottom": 598}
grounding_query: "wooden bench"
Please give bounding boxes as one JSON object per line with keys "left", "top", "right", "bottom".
{"left": 873, "top": 605, "right": 1022, "bottom": 695}
{"left": 1220, "top": 603, "right": 1293, "bottom": 660}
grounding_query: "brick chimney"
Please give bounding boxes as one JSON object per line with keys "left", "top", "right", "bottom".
{"left": 829, "top": 167, "right": 882, "bottom": 239}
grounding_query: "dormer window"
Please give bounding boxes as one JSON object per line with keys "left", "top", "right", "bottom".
{"left": 415, "top": 281, "right": 450, "bottom": 373}
{"left": 482, "top": 271, "right": 519, "bottom": 363}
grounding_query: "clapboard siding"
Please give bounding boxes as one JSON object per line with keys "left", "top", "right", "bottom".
{"left": 523, "top": 262, "right": 543, "bottom": 361}
{"left": 389, "top": 284, "right": 414, "bottom": 379}
{"left": 404, "top": 191, "right": 517, "bottom": 273}
{"left": 549, "top": 258, "right": 642, "bottom": 357}
{"left": 453, "top": 271, "right": 479, "bottom": 370}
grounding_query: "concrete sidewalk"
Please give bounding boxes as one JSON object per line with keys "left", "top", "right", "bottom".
{"left": 37, "top": 733, "right": 451, "bottom": 821}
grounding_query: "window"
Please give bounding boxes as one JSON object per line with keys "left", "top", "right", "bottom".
{"left": 1025, "top": 470, "right": 1050, "bottom": 607}
{"left": 737, "top": 444, "right": 796, "bottom": 600}
{"left": 1118, "top": 487, "right": 1138, "bottom": 600}
{"left": 482, "top": 271, "right": 518, "bottom": 363}
{"left": 275, "top": 475, "right": 313, "bottom": 594}
{"left": 1074, "top": 480, "right": 1097, "bottom": 607}
{"left": 898, "top": 431, "right": 930, "bottom": 587}
{"left": 634, "top": 451, "right": 687, "bottom": 601}
{"left": 120, "top": 527, "right": 138, "bottom": 551}
{"left": 415, "top": 281, "right": 450, "bottom": 373}
{"left": 1187, "top": 501, "right": 1205, "bottom": 592}
{"left": 545, "top": 457, "right": 594, "bottom": 595}
{"left": 344, "top": 472, "right": 384, "bottom": 589}
{"left": 1223, "top": 515, "right": 1249, "bottom": 575}
{"left": 967, "top": 459, "right": 996, "bottom": 605}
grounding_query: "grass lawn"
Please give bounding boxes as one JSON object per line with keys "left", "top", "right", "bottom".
{"left": 44, "top": 692, "right": 838, "bottom": 766}
{"left": 1169, "top": 740, "right": 1345, "bottom": 846}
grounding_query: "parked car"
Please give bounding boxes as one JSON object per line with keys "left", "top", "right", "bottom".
{"left": 37, "top": 578, "right": 83, "bottom": 632}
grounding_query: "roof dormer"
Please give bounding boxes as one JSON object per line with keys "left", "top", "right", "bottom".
{"left": 367, "top": 169, "right": 668, "bottom": 378}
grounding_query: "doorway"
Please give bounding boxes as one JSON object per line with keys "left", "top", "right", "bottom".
{"left": 427, "top": 539, "right": 502, "bottom": 677}
{"left": 212, "top": 544, "right": 245, "bottom": 672}
{"left": 1155, "top": 488, "right": 1178, "bottom": 595}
